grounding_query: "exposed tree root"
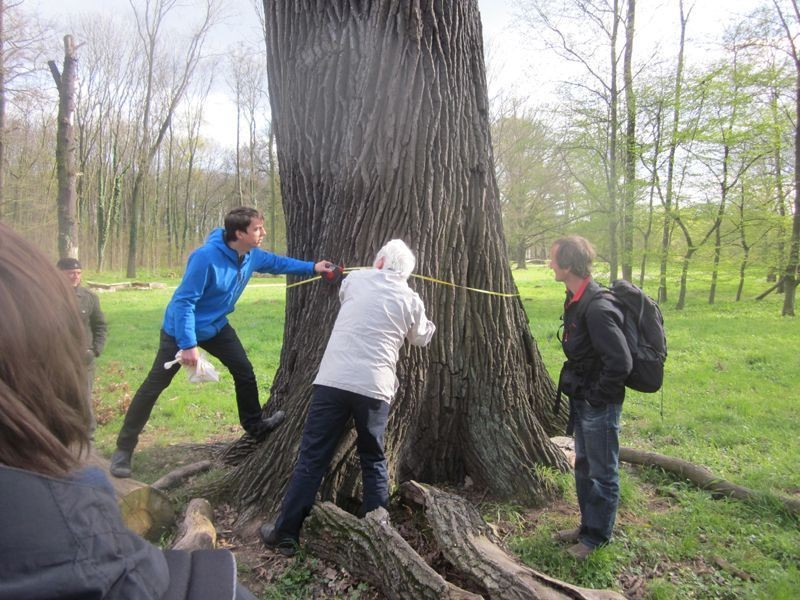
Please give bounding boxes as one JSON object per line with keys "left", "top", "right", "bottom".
{"left": 399, "top": 481, "right": 624, "bottom": 600}
{"left": 305, "top": 502, "right": 483, "bottom": 599}
{"left": 303, "top": 481, "right": 624, "bottom": 599}
{"left": 619, "top": 447, "right": 800, "bottom": 516}
{"left": 152, "top": 460, "right": 213, "bottom": 492}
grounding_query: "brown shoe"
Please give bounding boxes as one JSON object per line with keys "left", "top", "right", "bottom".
{"left": 552, "top": 527, "right": 581, "bottom": 543}
{"left": 567, "top": 542, "right": 595, "bottom": 560}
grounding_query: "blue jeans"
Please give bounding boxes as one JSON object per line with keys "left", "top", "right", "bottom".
{"left": 275, "top": 385, "right": 390, "bottom": 541}
{"left": 116, "top": 325, "right": 261, "bottom": 452}
{"left": 572, "top": 399, "right": 622, "bottom": 549}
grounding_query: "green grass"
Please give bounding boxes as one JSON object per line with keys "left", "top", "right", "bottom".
{"left": 90, "top": 263, "right": 800, "bottom": 598}
{"left": 92, "top": 278, "right": 290, "bottom": 480}
{"left": 513, "top": 262, "right": 800, "bottom": 599}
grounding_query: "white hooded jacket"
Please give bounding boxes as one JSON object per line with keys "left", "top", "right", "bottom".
{"left": 313, "top": 268, "right": 435, "bottom": 402}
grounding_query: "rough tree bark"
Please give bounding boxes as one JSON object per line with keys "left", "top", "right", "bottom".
{"left": 49, "top": 35, "right": 79, "bottom": 260}
{"left": 0, "top": 0, "right": 5, "bottom": 219}
{"left": 225, "top": 0, "right": 567, "bottom": 523}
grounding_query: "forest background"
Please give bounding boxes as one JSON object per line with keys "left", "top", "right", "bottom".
{"left": 3, "top": 0, "right": 798, "bottom": 316}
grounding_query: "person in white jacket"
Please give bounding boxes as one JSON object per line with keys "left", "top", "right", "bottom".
{"left": 260, "top": 239, "right": 436, "bottom": 556}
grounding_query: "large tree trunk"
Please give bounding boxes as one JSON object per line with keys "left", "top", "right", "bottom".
{"left": 50, "top": 35, "right": 79, "bottom": 260}
{"left": 226, "top": 0, "right": 567, "bottom": 524}
{"left": 0, "top": 0, "right": 6, "bottom": 219}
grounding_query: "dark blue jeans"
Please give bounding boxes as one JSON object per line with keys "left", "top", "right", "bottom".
{"left": 116, "top": 325, "right": 261, "bottom": 452}
{"left": 573, "top": 399, "right": 622, "bottom": 549}
{"left": 275, "top": 385, "right": 390, "bottom": 541}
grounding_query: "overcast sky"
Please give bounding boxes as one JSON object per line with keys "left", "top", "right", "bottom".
{"left": 29, "top": 0, "right": 765, "bottom": 148}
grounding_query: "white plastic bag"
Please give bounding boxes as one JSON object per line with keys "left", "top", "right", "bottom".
{"left": 164, "top": 350, "right": 220, "bottom": 383}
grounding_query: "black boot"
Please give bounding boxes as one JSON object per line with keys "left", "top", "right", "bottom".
{"left": 110, "top": 449, "right": 133, "bottom": 478}
{"left": 259, "top": 523, "right": 298, "bottom": 557}
{"left": 261, "top": 410, "right": 286, "bottom": 431}
{"left": 247, "top": 410, "right": 286, "bottom": 440}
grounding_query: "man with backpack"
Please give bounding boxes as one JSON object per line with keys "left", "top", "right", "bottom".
{"left": 550, "top": 235, "right": 632, "bottom": 560}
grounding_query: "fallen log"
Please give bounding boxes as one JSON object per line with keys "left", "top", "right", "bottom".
{"left": 152, "top": 460, "right": 213, "bottom": 492}
{"left": 172, "top": 498, "right": 217, "bottom": 551}
{"left": 400, "top": 481, "right": 624, "bottom": 600}
{"left": 86, "top": 451, "right": 175, "bottom": 542}
{"left": 305, "top": 503, "right": 482, "bottom": 599}
{"left": 618, "top": 447, "right": 800, "bottom": 516}
{"left": 304, "top": 484, "right": 623, "bottom": 599}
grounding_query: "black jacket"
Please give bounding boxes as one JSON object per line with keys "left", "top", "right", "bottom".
{"left": 0, "top": 464, "right": 169, "bottom": 599}
{"left": 559, "top": 279, "right": 632, "bottom": 406}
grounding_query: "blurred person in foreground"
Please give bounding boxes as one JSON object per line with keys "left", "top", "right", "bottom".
{"left": 110, "top": 206, "right": 335, "bottom": 478}
{"left": 57, "top": 256, "right": 107, "bottom": 437}
{"left": 260, "top": 239, "right": 436, "bottom": 556}
{"left": 0, "top": 222, "right": 255, "bottom": 600}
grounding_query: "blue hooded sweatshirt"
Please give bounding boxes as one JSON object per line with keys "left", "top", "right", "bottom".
{"left": 163, "top": 228, "right": 315, "bottom": 349}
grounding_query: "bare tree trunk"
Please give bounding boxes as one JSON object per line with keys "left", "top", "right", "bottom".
{"left": 125, "top": 0, "right": 217, "bottom": 278}
{"left": 49, "top": 35, "right": 79, "bottom": 259}
{"left": 708, "top": 147, "right": 729, "bottom": 305}
{"left": 0, "top": 0, "right": 6, "bottom": 219}
{"left": 607, "top": 0, "right": 621, "bottom": 281}
{"left": 784, "top": 48, "right": 800, "bottom": 315}
{"left": 773, "top": 0, "right": 800, "bottom": 315}
{"left": 658, "top": 0, "right": 689, "bottom": 305}
{"left": 621, "top": 0, "right": 636, "bottom": 282}
{"left": 226, "top": 0, "right": 567, "bottom": 524}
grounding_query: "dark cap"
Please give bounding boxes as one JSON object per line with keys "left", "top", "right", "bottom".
{"left": 56, "top": 257, "right": 82, "bottom": 270}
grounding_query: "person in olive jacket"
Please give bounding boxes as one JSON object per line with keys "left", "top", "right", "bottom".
{"left": 550, "top": 235, "right": 632, "bottom": 560}
{"left": 57, "top": 256, "right": 107, "bottom": 436}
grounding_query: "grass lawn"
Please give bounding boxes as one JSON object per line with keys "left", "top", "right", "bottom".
{"left": 88, "top": 264, "right": 800, "bottom": 599}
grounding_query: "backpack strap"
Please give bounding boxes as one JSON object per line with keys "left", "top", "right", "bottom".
{"left": 553, "top": 284, "right": 605, "bottom": 431}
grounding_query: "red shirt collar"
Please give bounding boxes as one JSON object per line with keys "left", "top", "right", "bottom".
{"left": 566, "top": 277, "right": 592, "bottom": 308}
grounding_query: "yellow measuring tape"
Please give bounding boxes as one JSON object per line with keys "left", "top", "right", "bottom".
{"left": 286, "top": 266, "right": 519, "bottom": 297}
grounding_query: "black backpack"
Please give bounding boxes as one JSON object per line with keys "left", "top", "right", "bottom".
{"left": 579, "top": 279, "right": 667, "bottom": 393}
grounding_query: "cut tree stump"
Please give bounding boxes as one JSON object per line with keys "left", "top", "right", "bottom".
{"left": 172, "top": 498, "right": 217, "bottom": 551}
{"left": 303, "top": 482, "right": 623, "bottom": 599}
{"left": 86, "top": 451, "right": 175, "bottom": 542}
{"left": 399, "top": 481, "right": 624, "bottom": 600}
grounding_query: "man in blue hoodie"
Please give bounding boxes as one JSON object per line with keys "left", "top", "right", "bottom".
{"left": 110, "top": 207, "right": 334, "bottom": 478}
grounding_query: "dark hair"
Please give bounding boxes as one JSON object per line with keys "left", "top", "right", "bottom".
{"left": 552, "top": 236, "right": 596, "bottom": 278}
{"left": 224, "top": 207, "right": 263, "bottom": 242}
{"left": 0, "top": 223, "right": 90, "bottom": 476}
{"left": 56, "top": 257, "right": 82, "bottom": 270}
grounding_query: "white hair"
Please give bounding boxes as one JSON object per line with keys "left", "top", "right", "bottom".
{"left": 374, "top": 239, "right": 416, "bottom": 279}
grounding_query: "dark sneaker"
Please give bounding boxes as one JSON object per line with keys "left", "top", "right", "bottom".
{"left": 567, "top": 541, "right": 595, "bottom": 560}
{"left": 247, "top": 410, "right": 286, "bottom": 440}
{"left": 259, "top": 523, "right": 298, "bottom": 557}
{"left": 110, "top": 449, "right": 133, "bottom": 478}
{"left": 261, "top": 410, "right": 286, "bottom": 431}
{"left": 552, "top": 527, "right": 581, "bottom": 543}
